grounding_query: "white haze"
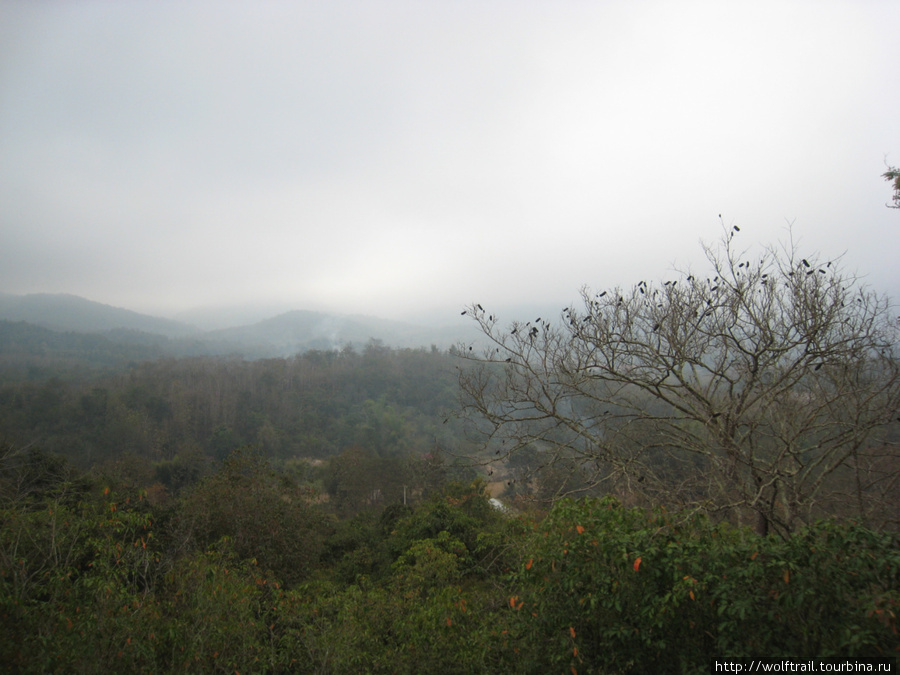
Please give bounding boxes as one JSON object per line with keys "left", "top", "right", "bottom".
{"left": 1, "top": 0, "right": 898, "bottom": 327}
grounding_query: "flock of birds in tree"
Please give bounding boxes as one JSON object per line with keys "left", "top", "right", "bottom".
{"left": 460, "top": 224, "right": 848, "bottom": 353}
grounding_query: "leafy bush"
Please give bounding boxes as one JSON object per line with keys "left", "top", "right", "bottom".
{"left": 503, "top": 498, "right": 900, "bottom": 673}
{"left": 0, "top": 484, "right": 160, "bottom": 672}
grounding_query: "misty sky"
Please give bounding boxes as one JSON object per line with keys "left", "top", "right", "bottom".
{"left": 1, "top": 1, "right": 898, "bottom": 324}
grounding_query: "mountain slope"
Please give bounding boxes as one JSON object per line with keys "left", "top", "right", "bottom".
{"left": 0, "top": 293, "right": 197, "bottom": 338}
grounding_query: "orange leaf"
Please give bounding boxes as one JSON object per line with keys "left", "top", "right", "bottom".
{"left": 573, "top": 646, "right": 578, "bottom": 657}
{"left": 783, "top": 569, "right": 790, "bottom": 584}
{"left": 526, "top": 558, "right": 533, "bottom": 570}
{"left": 576, "top": 525, "right": 585, "bottom": 535}
{"left": 446, "top": 617, "right": 452, "bottom": 627}
{"left": 751, "top": 551, "right": 758, "bottom": 561}
{"left": 689, "top": 590, "right": 695, "bottom": 601}
{"left": 633, "top": 557, "right": 642, "bottom": 572}
{"left": 569, "top": 626, "right": 576, "bottom": 638}
{"left": 510, "top": 596, "right": 518, "bottom": 608}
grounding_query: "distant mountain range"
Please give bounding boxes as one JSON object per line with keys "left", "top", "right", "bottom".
{"left": 0, "top": 293, "right": 480, "bottom": 369}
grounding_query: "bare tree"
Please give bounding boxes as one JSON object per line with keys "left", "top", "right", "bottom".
{"left": 458, "top": 228, "right": 900, "bottom": 536}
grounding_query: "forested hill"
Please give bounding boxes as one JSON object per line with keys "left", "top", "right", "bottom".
{"left": 0, "top": 293, "right": 478, "bottom": 365}
{"left": 0, "top": 293, "right": 195, "bottom": 337}
{"left": 1, "top": 309, "right": 898, "bottom": 672}
{"left": 0, "top": 320, "right": 165, "bottom": 378}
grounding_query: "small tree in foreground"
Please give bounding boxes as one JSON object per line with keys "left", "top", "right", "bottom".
{"left": 884, "top": 164, "right": 900, "bottom": 209}
{"left": 458, "top": 228, "right": 900, "bottom": 536}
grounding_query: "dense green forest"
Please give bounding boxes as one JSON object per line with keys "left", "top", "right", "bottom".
{"left": 1, "top": 337, "right": 898, "bottom": 671}
{"left": 0, "top": 340, "right": 468, "bottom": 480}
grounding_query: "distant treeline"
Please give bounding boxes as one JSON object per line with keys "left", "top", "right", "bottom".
{"left": 0, "top": 340, "right": 468, "bottom": 475}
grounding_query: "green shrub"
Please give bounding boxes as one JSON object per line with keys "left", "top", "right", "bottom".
{"left": 503, "top": 498, "right": 900, "bottom": 674}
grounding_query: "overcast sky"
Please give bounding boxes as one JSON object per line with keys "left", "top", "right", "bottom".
{"left": 1, "top": 0, "right": 898, "bottom": 324}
